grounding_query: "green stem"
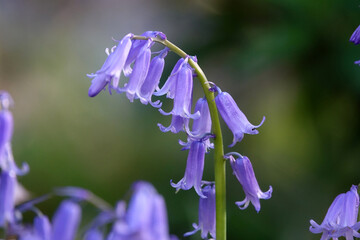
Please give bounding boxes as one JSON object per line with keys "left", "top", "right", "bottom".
{"left": 133, "top": 35, "right": 226, "bottom": 240}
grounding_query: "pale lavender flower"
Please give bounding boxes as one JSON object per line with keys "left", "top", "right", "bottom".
{"left": 159, "top": 59, "right": 200, "bottom": 119}
{"left": 51, "top": 200, "right": 82, "bottom": 240}
{"left": 227, "top": 153, "right": 272, "bottom": 212}
{"left": 309, "top": 185, "right": 360, "bottom": 240}
{"left": 137, "top": 48, "right": 169, "bottom": 107}
{"left": 171, "top": 141, "right": 206, "bottom": 198}
{"left": 0, "top": 170, "right": 16, "bottom": 226}
{"left": 88, "top": 34, "right": 133, "bottom": 97}
{"left": 214, "top": 86, "right": 265, "bottom": 147}
{"left": 350, "top": 25, "right": 360, "bottom": 45}
{"left": 185, "top": 184, "right": 215, "bottom": 239}
{"left": 118, "top": 39, "right": 152, "bottom": 102}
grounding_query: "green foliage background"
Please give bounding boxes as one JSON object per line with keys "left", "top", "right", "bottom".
{"left": 1, "top": 0, "right": 360, "bottom": 239}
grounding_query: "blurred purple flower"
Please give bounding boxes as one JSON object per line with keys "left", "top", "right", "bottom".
{"left": 0, "top": 170, "right": 16, "bottom": 226}
{"left": 34, "top": 215, "right": 51, "bottom": 240}
{"left": 310, "top": 185, "right": 360, "bottom": 240}
{"left": 84, "top": 229, "right": 103, "bottom": 240}
{"left": 214, "top": 87, "right": 265, "bottom": 147}
{"left": 51, "top": 200, "right": 82, "bottom": 240}
{"left": 227, "top": 153, "right": 272, "bottom": 212}
{"left": 87, "top": 34, "right": 133, "bottom": 97}
{"left": 185, "top": 184, "right": 216, "bottom": 239}
{"left": 107, "top": 181, "right": 176, "bottom": 240}
{"left": 171, "top": 141, "right": 206, "bottom": 198}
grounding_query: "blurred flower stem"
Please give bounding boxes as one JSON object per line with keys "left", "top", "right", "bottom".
{"left": 133, "top": 35, "right": 226, "bottom": 240}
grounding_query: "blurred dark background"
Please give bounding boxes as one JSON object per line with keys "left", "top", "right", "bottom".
{"left": 1, "top": 0, "right": 360, "bottom": 239}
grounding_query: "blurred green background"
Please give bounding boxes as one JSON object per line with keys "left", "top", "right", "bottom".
{"left": 1, "top": 0, "right": 360, "bottom": 239}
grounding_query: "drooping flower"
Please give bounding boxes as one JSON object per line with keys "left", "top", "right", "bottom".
{"left": 123, "top": 31, "right": 166, "bottom": 77}
{"left": 350, "top": 25, "right": 360, "bottom": 45}
{"left": 154, "top": 58, "right": 185, "bottom": 99}
{"left": 227, "top": 153, "right": 272, "bottom": 212}
{"left": 0, "top": 170, "right": 16, "bottom": 226}
{"left": 180, "top": 97, "right": 213, "bottom": 151}
{"left": 309, "top": 185, "right": 360, "bottom": 240}
{"left": 0, "top": 108, "right": 13, "bottom": 157}
{"left": 184, "top": 184, "right": 216, "bottom": 239}
{"left": 171, "top": 141, "right": 206, "bottom": 198}
{"left": 118, "top": 39, "right": 152, "bottom": 102}
{"left": 51, "top": 200, "right": 82, "bottom": 240}
{"left": 158, "top": 115, "right": 188, "bottom": 134}
{"left": 87, "top": 33, "right": 133, "bottom": 97}
{"left": 159, "top": 59, "right": 200, "bottom": 119}
{"left": 214, "top": 86, "right": 265, "bottom": 147}
{"left": 137, "top": 47, "right": 169, "bottom": 107}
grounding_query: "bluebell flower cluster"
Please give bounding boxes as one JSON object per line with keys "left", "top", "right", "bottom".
{"left": 0, "top": 91, "right": 176, "bottom": 240}
{"left": 87, "top": 31, "right": 271, "bottom": 239}
{"left": 350, "top": 25, "right": 360, "bottom": 65}
{"left": 309, "top": 185, "right": 360, "bottom": 240}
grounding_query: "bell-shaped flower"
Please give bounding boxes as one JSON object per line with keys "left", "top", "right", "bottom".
{"left": 88, "top": 33, "right": 133, "bottom": 97}
{"left": 159, "top": 60, "right": 200, "bottom": 119}
{"left": 154, "top": 58, "right": 185, "bottom": 99}
{"left": 158, "top": 115, "right": 188, "bottom": 134}
{"left": 180, "top": 97, "right": 213, "bottom": 151}
{"left": 51, "top": 200, "right": 82, "bottom": 240}
{"left": 171, "top": 141, "right": 206, "bottom": 198}
{"left": 214, "top": 86, "right": 265, "bottom": 147}
{"left": 185, "top": 184, "right": 216, "bottom": 239}
{"left": 118, "top": 39, "right": 152, "bottom": 102}
{"left": 137, "top": 47, "right": 169, "bottom": 107}
{"left": 227, "top": 153, "right": 272, "bottom": 212}
{"left": 309, "top": 185, "right": 360, "bottom": 240}
{"left": 123, "top": 31, "right": 165, "bottom": 77}
{"left": 0, "top": 170, "right": 16, "bottom": 226}
{"left": 350, "top": 25, "right": 360, "bottom": 45}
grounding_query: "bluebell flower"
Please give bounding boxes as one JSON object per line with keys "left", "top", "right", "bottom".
{"left": 87, "top": 33, "right": 133, "bottom": 97}
{"left": 154, "top": 58, "right": 185, "bottom": 99}
{"left": 0, "top": 170, "right": 16, "bottom": 226}
{"left": 118, "top": 39, "right": 152, "bottom": 102}
{"left": 350, "top": 25, "right": 360, "bottom": 45}
{"left": 309, "top": 185, "right": 360, "bottom": 240}
{"left": 214, "top": 86, "right": 265, "bottom": 147}
{"left": 180, "top": 97, "right": 213, "bottom": 151}
{"left": 51, "top": 200, "right": 82, "bottom": 240}
{"left": 171, "top": 141, "right": 206, "bottom": 198}
{"left": 137, "top": 47, "right": 169, "bottom": 107}
{"left": 158, "top": 115, "right": 188, "bottom": 134}
{"left": 185, "top": 184, "right": 216, "bottom": 239}
{"left": 227, "top": 153, "right": 272, "bottom": 212}
{"left": 107, "top": 181, "right": 176, "bottom": 240}
{"left": 124, "top": 31, "right": 165, "bottom": 77}
{"left": 159, "top": 58, "right": 200, "bottom": 119}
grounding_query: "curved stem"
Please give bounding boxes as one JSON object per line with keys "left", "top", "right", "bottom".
{"left": 133, "top": 35, "right": 227, "bottom": 240}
